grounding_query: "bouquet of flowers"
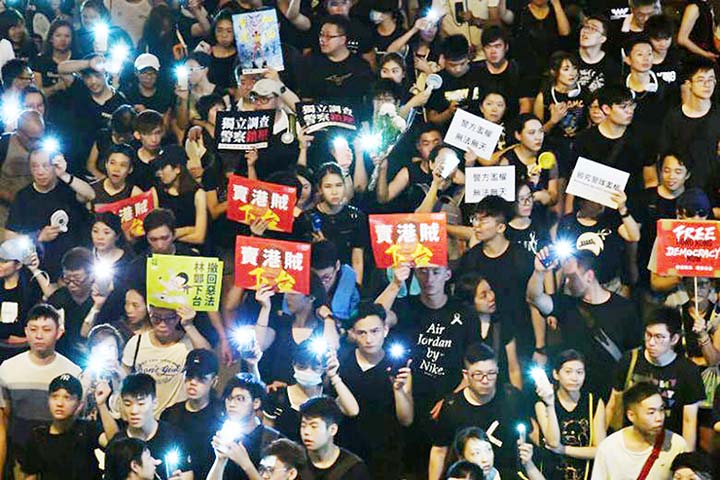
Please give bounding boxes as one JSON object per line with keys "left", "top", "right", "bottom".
{"left": 367, "top": 102, "right": 413, "bottom": 190}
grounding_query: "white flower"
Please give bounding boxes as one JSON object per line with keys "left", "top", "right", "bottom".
{"left": 391, "top": 115, "right": 407, "bottom": 131}
{"left": 378, "top": 102, "right": 397, "bottom": 117}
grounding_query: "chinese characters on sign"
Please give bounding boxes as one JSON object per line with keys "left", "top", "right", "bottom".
{"left": 215, "top": 111, "right": 274, "bottom": 151}
{"left": 227, "top": 175, "right": 297, "bottom": 233}
{"left": 95, "top": 191, "right": 154, "bottom": 237}
{"left": 566, "top": 157, "right": 629, "bottom": 209}
{"left": 233, "top": 9, "right": 284, "bottom": 74}
{"left": 465, "top": 166, "right": 516, "bottom": 203}
{"left": 369, "top": 213, "right": 448, "bottom": 268}
{"left": 146, "top": 255, "right": 224, "bottom": 311}
{"left": 298, "top": 103, "right": 356, "bottom": 134}
{"left": 655, "top": 220, "right": 720, "bottom": 277}
{"left": 444, "top": 109, "right": 503, "bottom": 161}
{"left": 235, "top": 236, "right": 311, "bottom": 294}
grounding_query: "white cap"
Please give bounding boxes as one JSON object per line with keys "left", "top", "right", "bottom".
{"left": 134, "top": 53, "right": 160, "bottom": 72}
{"left": 251, "top": 79, "right": 282, "bottom": 97}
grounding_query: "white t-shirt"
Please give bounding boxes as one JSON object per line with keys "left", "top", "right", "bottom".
{"left": 591, "top": 428, "right": 686, "bottom": 480}
{"left": 433, "top": 0, "right": 499, "bottom": 60}
{"left": 104, "top": 0, "right": 152, "bottom": 46}
{"left": 122, "top": 333, "right": 194, "bottom": 417}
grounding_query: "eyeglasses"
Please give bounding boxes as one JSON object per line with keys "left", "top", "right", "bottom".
{"left": 62, "top": 273, "right": 89, "bottom": 285}
{"left": 319, "top": 32, "right": 345, "bottom": 40}
{"left": 187, "top": 66, "right": 206, "bottom": 73}
{"left": 226, "top": 393, "right": 251, "bottom": 403}
{"left": 581, "top": 23, "right": 604, "bottom": 35}
{"left": 644, "top": 332, "right": 670, "bottom": 342}
{"left": 259, "top": 465, "right": 288, "bottom": 477}
{"left": 680, "top": 208, "right": 708, "bottom": 218}
{"left": 17, "top": 76, "right": 33, "bottom": 81}
{"left": 692, "top": 77, "right": 717, "bottom": 85}
{"left": 249, "top": 94, "right": 275, "bottom": 103}
{"left": 466, "top": 370, "right": 498, "bottom": 381}
{"left": 149, "top": 313, "right": 179, "bottom": 324}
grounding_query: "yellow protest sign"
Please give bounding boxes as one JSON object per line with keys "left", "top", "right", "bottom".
{"left": 146, "top": 255, "right": 223, "bottom": 312}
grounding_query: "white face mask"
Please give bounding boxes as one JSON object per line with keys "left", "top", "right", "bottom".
{"left": 369, "top": 10, "right": 385, "bottom": 24}
{"left": 294, "top": 368, "right": 322, "bottom": 387}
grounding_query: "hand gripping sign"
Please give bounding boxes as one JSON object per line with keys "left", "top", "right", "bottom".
{"left": 369, "top": 213, "right": 448, "bottom": 268}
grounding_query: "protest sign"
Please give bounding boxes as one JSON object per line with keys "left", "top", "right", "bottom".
{"left": 655, "top": 220, "right": 720, "bottom": 277}
{"left": 297, "top": 102, "right": 356, "bottom": 133}
{"left": 233, "top": 9, "right": 284, "bottom": 74}
{"left": 95, "top": 191, "right": 154, "bottom": 237}
{"left": 227, "top": 175, "right": 297, "bottom": 233}
{"left": 215, "top": 111, "right": 274, "bottom": 150}
{"left": 146, "top": 255, "right": 223, "bottom": 311}
{"left": 565, "top": 157, "right": 630, "bottom": 209}
{"left": 465, "top": 166, "right": 516, "bottom": 202}
{"left": 444, "top": 109, "right": 503, "bottom": 160}
{"left": 235, "top": 236, "right": 311, "bottom": 294}
{"left": 369, "top": 213, "right": 448, "bottom": 268}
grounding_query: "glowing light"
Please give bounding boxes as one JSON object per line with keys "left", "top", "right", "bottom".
{"left": 310, "top": 338, "right": 328, "bottom": 356}
{"left": 106, "top": 43, "right": 130, "bottom": 74}
{"left": 93, "top": 23, "right": 110, "bottom": 53}
{"left": 41, "top": 137, "right": 60, "bottom": 153}
{"left": 164, "top": 448, "right": 181, "bottom": 477}
{"left": 425, "top": 8, "right": 440, "bottom": 22}
{"left": 230, "top": 327, "right": 255, "bottom": 350}
{"left": 516, "top": 423, "right": 527, "bottom": 443}
{"left": 332, "top": 136, "right": 348, "bottom": 151}
{"left": 1, "top": 96, "right": 22, "bottom": 126}
{"left": 530, "top": 367, "right": 548, "bottom": 384}
{"left": 359, "top": 133, "right": 381, "bottom": 152}
{"left": 88, "top": 344, "right": 115, "bottom": 376}
{"left": 93, "top": 259, "right": 114, "bottom": 282}
{"left": 218, "top": 420, "right": 243, "bottom": 443}
{"left": 552, "top": 240, "right": 574, "bottom": 261}
{"left": 389, "top": 342, "right": 406, "bottom": 359}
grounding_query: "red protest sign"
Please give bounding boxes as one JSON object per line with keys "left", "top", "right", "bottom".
{"left": 234, "top": 235, "right": 311, "bottom": 294}
{"left": 655, "top": 219, "right": 720, "bottom": 277}
{"left": 95, "top": 191, "right": 154, "bottom": 237}
{"left": 227, "top": 175, "right": 297, "bottom": 233}
{"left": 369, "top": 213, "right": 448, "bottom": 268}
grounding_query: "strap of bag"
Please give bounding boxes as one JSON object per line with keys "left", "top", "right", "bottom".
{"left": 636, "top": 429, "right": 665, "bottom": 480}
{"left": 577, "top": 303, "right": 624, "bottom": 362}
{"left": 131, "top": 334, "right": 142, "bottom": 373}
{"left": 624, "top": 347, "right": 639, "bottom": 391}
{"left": 325, "top": 450, "right": 362, "bottom": 480}
{"left": 584, "top": 392, "right": 594, "bottom": 480}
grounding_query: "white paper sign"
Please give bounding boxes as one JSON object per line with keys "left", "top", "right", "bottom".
{"left": 566, "top": 157, "right": 630, "bottom": 209}
{"left": 465, "top": 166, "right": 516, "bottom": 203}
{"left": 444, "top": 109, "right": 502, "bottom": 160}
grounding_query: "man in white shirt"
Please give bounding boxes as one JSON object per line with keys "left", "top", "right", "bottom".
{"left": 592, "top": 382, "right": 686, "bottom": 480}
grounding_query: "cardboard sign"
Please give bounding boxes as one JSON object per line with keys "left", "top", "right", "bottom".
{"left": 297, "top": 102, "right": 357, "bottom": 134}
{"left": 566, "top": 157, "right": 630, "bottom": 209}
{"left": 233, "top": 9, "right": 284, "bottom": 74}
{"left": 655, "top": 220, "right": 720, "bottom": 277}
{"left": 146, "top": 255, "right": 223, "bottom": 312}
{"left": 227, "top": 175, "right": 297, "bottom": 233}
{"left": 235, "top": 236, "right": 311, "bottom": 294}
{"left": 215, "top": 111, "right": 274, "bottom": 151}
{"left": 369, "top": 213, "right": 448, "bottom": 268}
{"left": 465, "top": 166, "right": 516, "bottom": 203}
{"left": 444, "top": 109, "right": 503, "bottom": 160}
{"left": 95, "top": 191, "right": 154, "bottom": 237}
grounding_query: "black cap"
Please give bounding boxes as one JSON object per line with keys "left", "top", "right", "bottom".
{"left": 184, "top": 349, "right": 219, "bottom": 378}
{"left": 155, "top": 144, "right": 188, "bottom": 170}
{"left": 49, "top": 373, "right": 83, "bottom": 398}
{"left": 677, "top": 188, "right": 711, "bottom": 215}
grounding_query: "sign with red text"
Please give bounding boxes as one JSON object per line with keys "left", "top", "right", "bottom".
{"left": 215, "top": 111, "right": 274, "bottom": 150}
{"left": 656, "top": 220, "right": 720, "bottom": 277}
{"left": 369, "top": 213, "right": 448, "bottom": 268}
{"left": 235, "top": 236, "right": 311, "bottom": 294}
{"left": 297, "top": 102, "right": 357, "bottom": 134}
{"left": 227, "top": 175, "right": 297, "bottom": 233}
{"left": 95, "top": 191, "right": 154, "bottom": 237}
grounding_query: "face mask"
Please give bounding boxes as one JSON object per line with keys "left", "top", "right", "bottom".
{"left": 294, "top": 368, "right": 322, "bottom": 387}
{"left": 369, "top": 10, "right": 385, "bottom": 24}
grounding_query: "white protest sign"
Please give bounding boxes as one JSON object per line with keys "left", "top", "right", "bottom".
{"left": 444, "top": 109, "right": 502, "bottom": 160}
{"left": 566, "top": 157, "right": 629, "bottom": 209}
{"left": 465, "top": 166, "right": 516, "bottom": 203}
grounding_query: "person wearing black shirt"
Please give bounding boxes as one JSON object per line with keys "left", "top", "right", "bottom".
{"left": 122, "top": 53, "right": 174, "bottom": 115}
{"left": 337, "top": 302, "right": 413, "bottom": 479}
{"left": 298, "top": 396, "right": 371, "bottom": 480}
{"left": 577, "top": 16, "right": 621, "bottom": 94}
{"left": 426, "top": 35, "right": 484, "bottom": 125}
{"left": 105, "top": 437, "right": 162, "bottom": 480}
{"left": 527, "top": 248, "right": 642, "bottom": 398}
{"left": 322, "top": 0, "right": 375, "bottom": 67}
{"left": 647, "top": 15, "right": 683, "bottom": 98}
{"left": 207, "top": 373, "right": 283, "bottom": 480}
{"left": 606, "top": 307, "right": 705, "bottom": 450}
{"left": 161, "top": 349, "right": 223, "bottom": 480}
{"left": 429, "top": 343, "right": 530, "bottom": 480}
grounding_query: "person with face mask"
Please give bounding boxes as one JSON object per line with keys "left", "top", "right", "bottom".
{"left": 369, "top": 0, "right": 406, "bottom": 55}
{"left": 262, "top": 338, "right": 359, "bottom": 442}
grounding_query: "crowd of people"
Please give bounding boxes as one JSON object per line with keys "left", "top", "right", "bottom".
{"left": 0, "top": 0, "right": 720, "bottom": 478}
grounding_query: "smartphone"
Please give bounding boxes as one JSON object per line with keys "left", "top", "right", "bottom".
{"left": 454, "top": 2, "right": 465, "bottom": 22}
{"left": 311, "top": 213, "right": 323, "bottom": 233}
{"left": 440, "top": 153, "right": 460, "bottom": 179}
{"left": 96, "top": 275, "right": 112, "bottom": 297}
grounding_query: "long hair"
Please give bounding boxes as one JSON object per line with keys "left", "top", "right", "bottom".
{"left": 44, "top": 18, "right": 73, "bottom": 56}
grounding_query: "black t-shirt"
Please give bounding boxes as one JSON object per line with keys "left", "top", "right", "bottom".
{"left": 48, "top": 287, "right": 93, "bottom": 365}
{"left": 544, "top": 390, "right": 595, "bottom": 480}
{"left": 131, "top": 151, "right": 159, "bottom": 192}
{"left": 263, "top": 386, "right": 302, "bottom": 441}
{"left": 300, "top": 53, "right": 373, "bottom": 112}
{"left": 220, "top": 424, "right": 283, "bottom": 480}
{"left": 506, "top": 219, "right": 551, "bottom": 255}
{"left": 550, "top": 292, "right": 641, "bottom": 398}
{"left": 301, "top": 448, "right": 371, "bottom": 480}
{"left": 476, "top": 59, "right": 532, "bottom": 121}
{"left": 6, "top": 183, "right": 90, "bottom": 280}
{"left": 209, "top": 53, "right": 238, "bottom": 91}
{"left": 0, "top": 272, "right": 42, "bottom": 342}
{"left": 22, "top": 420, "right": 102, "bottom": 480}
{"left": 432, "top": 385, "right": 530, "bottom": 477}
{"left": 310, "top": 205, "right": 368, "bottom": 265}
{"left": 613, "top": 350, "right": 705, "bottom": 435}
{"left": 259, "top": 312, "right": 324, "bottom": 385}
{"left": 577, "top": 51, "right": 621, "bottom": 93}
{"left": 372, "top": 25, "right": 406, "bottom": 55}
{"left": 122, "top": 83, "right": 175, "bottom": 114}
{"left": 426, "top": 62, "right": 484, "bottom": 117}
{"left": 541, "top": 86, "right": 589, "bottom": 139}
{"left": 654, "top": 48, "right": 683, "bottom": 92}
{"left": 394, "top": 297, "right": 480, "bottom": 401}
{"left": 113, "top": 421, "right": 192, "bottom": 479}
{"left": 160, "top": 398, "right": 224, "bottom": 480}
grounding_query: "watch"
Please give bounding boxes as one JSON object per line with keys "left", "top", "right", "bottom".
{"left": 534, "top": 346, "right": 547, "bottom": 355}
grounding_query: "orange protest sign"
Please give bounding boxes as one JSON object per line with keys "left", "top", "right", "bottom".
{"left": 227, "top": 175, "right": 297, "bottom": 233}
{"left": 655, "top": 219, "right": 720, "bottom": 277}
{"left": 95, "top": 191, "right": 154, "bottom": 237}
{"left": 369, "top": 213, "right": 448, "bottom": 268}
{"left": 234, "top": 236, "right": 311, "bottom": 294}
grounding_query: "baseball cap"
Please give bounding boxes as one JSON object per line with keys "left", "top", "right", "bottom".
{"left": 185, "top": 349, "right": 219, "bottom": 378}
{"left": 251, "top": 79, "right": 282, "bottom": 97}
{"left": 49, "top": 373, "right": 83, "bottom": 398}
{"left": 677, "top": 188, "right": 711, "bottom": 216}
{"left": 0, "top": 236, "right": 33, "bottom": 262}
{"left": 134, "top": 53, "right": 160, "bottom": 72}
{"left": 155, "top": 144, "right": 188, "bottom": 170}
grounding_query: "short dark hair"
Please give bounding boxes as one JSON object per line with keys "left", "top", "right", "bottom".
{"left": 106, "top": 143, "right": 136, "bottom": 166}
{"left": 445, "top": 460, "right": 485, "bottom": 479}
{"left": 624, "top": 35, "right": 652, "bottom": 56}
{"left": 644, "top": 305, "right": 682, "bottom": 336}
{"left": 105, "top": 437, "right": 147, "bottom": 480}
{"left": 455, "top": 272, "right": 491, "bottom": 307}
{"left": 450, "top": 427, "right": 490, "bottom": 463}
{"left": 645, "top": 14, "right": 674, "bottom": 39}
{"left": 481, "top": 25, "right": 509, "bottom": 47}
{"left": 682, "top": 55, "right": 716, "bottom": 83}
{"left": 22, "top": 85, "right": 48, "bottom": 112}
{"left": 299, "top": 395, "right": 342, "bottom": 427}
{"left": 573, "top": 249, "right": 600, "bottom": 275}
{"left": 442, "top": 34, "right": 469, "bottom": 61}
{"left": 549, "top": 51, "right": 580, "bottom": 75}
{"left": 349, "top": 301, "right": 387, "bottom": 327}
{"left": 262, "top": 439, "right": 308, "bottom": 471}
{"left": 464, "top": 342, "right": 496, "bottom": 367}
{"left": 61, "top": 247, "right": 93, "bottom": 273}
{"left": 670, "top": 452, "right": 713, "bottom": 479}
{"left": 598, "top": 84, "right": 635, "bottom": 108}
{"left": 2, "top": 58, "right": 28, "bottom": 88}
{"left": 585, "top": 15, "right": 610, "bottom": 36}
{"left": 88, "top": 323, "right": 125, "bottom": 356}
{"left": 143, "top": 208, "right": 176, "bottom": 233}
{"left": 553, "top": 349, "right": 586, "bottom": 371}
{"left": 27, "top": 303, "right": 61, "bottom": 326}
{"left": 293, "top": 338, "right": 326, "bottom": 370}
{"left": 223, "top": 372, "right": 267, "bottom": 405}
{"left": 372, "top": 78, "right": 404, "bottom": 101}
{"left": 315, "top": 162, "right": 344, "bottom": 185}
{"left": 630, "top": 0, "right": 659, "bottom": 8}
{"left": 311, "top": 240, "right": 339, "bottom": 270}
{"left": 320, "top": 14, "right": 350, "bottom": 37}
{"left": 187, "top": 51, "right": 212, "bottom": 68}
{"left": 623, "top": 381, "right": 661, "bottom": 409}
{"left": 134, "top": 109, "right": 164, "bottom": 135}
{"left": 659, "top": 151, "right": 693, "bottom": 171}
{"left": 473, "top": 195, "right": 513, "bottom": 226}
{"left": 121, "top": 373, "right": 156, "bottom": 399}
{"left": 110, "top": 105, "right": 137, "bottom": 139}
{"left": 196, "top": 93, "right": 225, "bottom": 121}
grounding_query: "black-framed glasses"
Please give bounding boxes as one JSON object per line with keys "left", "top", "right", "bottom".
{"left": 466, "top": 370, "right": 498, "bottom": 381}
{"left": 259, "top": 465, "right": 288, "bottom": 476}
{"left": 319, "top": 32, "right": 345, "bottom": 39}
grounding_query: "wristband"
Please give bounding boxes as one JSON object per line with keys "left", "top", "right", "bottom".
{"left": 620, "top": 210, "right": 630, "bottom": 218}
{"left": 534, "top": 346, "right": 547, "bottom": 355}
{"left": 64, "top": 174, "right": 74, "bottom": 185}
